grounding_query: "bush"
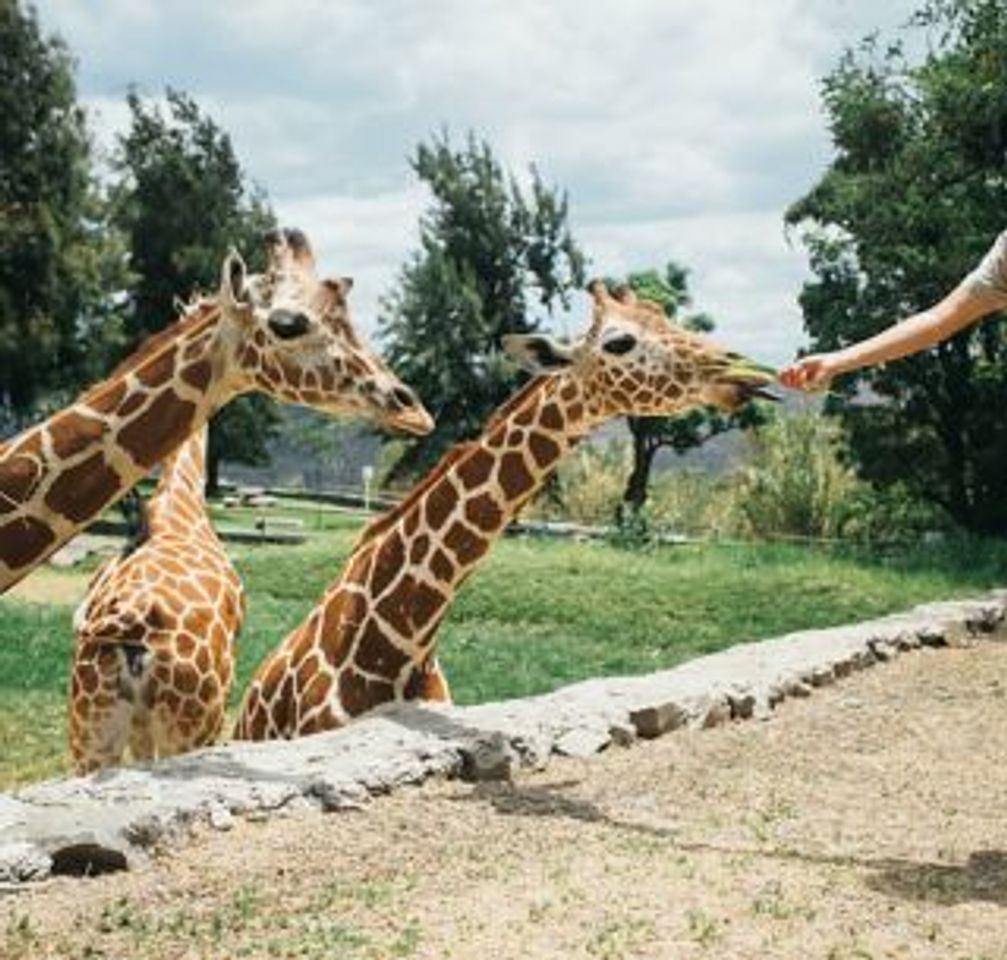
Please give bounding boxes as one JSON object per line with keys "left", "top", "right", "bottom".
{"left": 529, "top": 442, "right": 629, "bottom": 527}
{"left": 519, "top": 411, "right": 950, "bottom": 548}
{"left": 833, "top": 482, "right": 952, "bottom": 546}
{"left": 733, "top": 413, "right": 856, "bottom": 540}
{"left": 646, "top": 470, "right": 739, "bottom": 538}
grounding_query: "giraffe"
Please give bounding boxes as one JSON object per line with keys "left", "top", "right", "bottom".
{"left": 235, "top": 281, "right": 775, "bottom": 740}
{"left": 68, "top": 425, "right": 242, "bottom": 772}
{"left": 0, "top": 227, "right": 433, "bottom": 595}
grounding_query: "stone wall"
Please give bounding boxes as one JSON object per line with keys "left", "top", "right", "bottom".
{"left": 2, "top": 591, "right": 1004, "bottom": 888}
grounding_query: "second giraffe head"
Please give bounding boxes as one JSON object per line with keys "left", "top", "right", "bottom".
{"left": 504, "top": 280, "right": 775, "bottom": 417}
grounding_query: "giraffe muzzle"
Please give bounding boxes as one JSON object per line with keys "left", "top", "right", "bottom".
{"left": 382, "top": 385, "right": 434, "bottom": 436}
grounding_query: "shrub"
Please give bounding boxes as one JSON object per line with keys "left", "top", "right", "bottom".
{"left": 733, "top": 413, "right": 856, "bottom": 540}
{"left": 529, "top": 442, "right": 629, "bottom": 527}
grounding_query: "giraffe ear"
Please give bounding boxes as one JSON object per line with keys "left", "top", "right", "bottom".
{"left": 220, "top": 249, "right": 249, "bottom": 306}
{"left": 502, "top": 334, "right": 574, "bottom": 372}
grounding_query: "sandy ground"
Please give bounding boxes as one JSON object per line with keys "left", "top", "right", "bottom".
{"left": 2, "top": 641, "right": 1007, "bottom": 960}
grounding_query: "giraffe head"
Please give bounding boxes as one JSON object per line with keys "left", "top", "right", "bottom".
{"left": 219, "top": 228, "right": 434, "bottom": 436}
{"left": 503, "top": 280, "right": 775, "bottom": 417}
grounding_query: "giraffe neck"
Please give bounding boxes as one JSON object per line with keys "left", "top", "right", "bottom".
{"left": 145, "top": 427, "right": 214, "bottom": 541}
{"left": 241, "top": 373, "right": 605, "bottom": 735}
{"left": 362, "top": 371, "right": 599, "bottom": 595}
{"left": 0, "top": 303, "right": 233, "bottom": 593}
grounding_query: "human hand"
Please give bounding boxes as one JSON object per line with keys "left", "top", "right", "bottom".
{"left": 778, "top": 353, "right": 843, "bottom": 392}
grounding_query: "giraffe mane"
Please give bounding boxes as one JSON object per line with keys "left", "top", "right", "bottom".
{"left": 79, "top": 300, "right": 221, "bottom": 406}
{"left": 483, "top": 374, "right": 552, "bottom": 431}
{"left": 353, "top": 374, "right": 554, "bottom": 550}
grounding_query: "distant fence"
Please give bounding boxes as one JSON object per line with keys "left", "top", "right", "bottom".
{"left": 257, "top": 484, "right": 402, "bottom": 512}
{"left": 237, "top": 486, "right": 845, "bottom": 547}
{"left": 88, "top": 483, "right": 905, "bottom": 551}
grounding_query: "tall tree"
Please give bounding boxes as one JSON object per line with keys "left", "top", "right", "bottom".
{"left": 0, "top": 0, "right": 124, "bottom": 421}
{"left": 787, "top": 0, "right": 1007, "bottom": 534}
{"left": 615, "top": 264, "right": 765, "bottom": 515}
{"left": 113, "top": 88, "right": 278, "bottom": 492}
{"left": 379, "top": 132, "right": 586, "bottom": 479}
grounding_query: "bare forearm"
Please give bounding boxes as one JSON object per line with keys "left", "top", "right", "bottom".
{"left": 831, "top": 310, "right": 945, "bottom": 373}
{"left": 831, "top": 284, "right": 991, "bottom": 375}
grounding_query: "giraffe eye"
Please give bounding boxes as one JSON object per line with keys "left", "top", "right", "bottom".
{"left": 602, "top": 333, "right": 637, "bottom": 356}
{"left": 268, "top": 309, "right": 311, "bottom": 340}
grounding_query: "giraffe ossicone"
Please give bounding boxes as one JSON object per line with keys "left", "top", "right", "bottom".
{"left": 235, "top": 281, "right": 777, "bottom": 741}
{"left": 0, "top": 227, "right": 434, "bottom": 595}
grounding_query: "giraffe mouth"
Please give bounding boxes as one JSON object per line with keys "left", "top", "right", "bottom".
{"left": 706, "top": 356, "right": 780, "bottom": 411}
{"left": 389, "top": 406, "right": 436, "bottom": 436}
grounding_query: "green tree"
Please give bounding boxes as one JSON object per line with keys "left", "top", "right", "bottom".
{"left": 614, "top": 264, "right": 765, "bottom": 515}
{"left": 0, "top": 0, "right": 125, "bottom": 421}
{"left": 787, "top": 0, "right": 1007, "bottom": 534}
{"left": 379, "top": 132, "right": 586, "bottom": 480}
{"left": 113, "top": 88, "right": 278, "bottom": 492}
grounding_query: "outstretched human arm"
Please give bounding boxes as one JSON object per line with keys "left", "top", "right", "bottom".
{"left": 779, "top": 282, "right": 994, "bottom": 391}
{"left": 781, "top": 231, "right": 1007, "bottom": 391}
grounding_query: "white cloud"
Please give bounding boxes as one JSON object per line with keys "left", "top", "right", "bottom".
{"left": 580, "top": 209, "right": 809, "bottom": 363}
{"left": 37, "top": 0, "right": 922, "bottom": 368}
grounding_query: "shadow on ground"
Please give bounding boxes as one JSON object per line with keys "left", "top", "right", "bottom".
{"left": 448, "top": 778, "right": 1007, "bottom": 907}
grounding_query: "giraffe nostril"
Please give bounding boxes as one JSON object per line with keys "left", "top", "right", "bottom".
{"left": 391, "top": 386, "right": 417, "bottom": 409}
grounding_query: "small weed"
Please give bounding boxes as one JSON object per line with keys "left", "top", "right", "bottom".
{"left": 751, "top": 881, "right": 816, "bottom": 922}
{"left": 391, "top": 920, "right": 422, "bottom": 956}
{"left": 97, "top": 897, "right": 148, "bottom": 936}
{"left": 826, "top": 947, "right": 877, "bottom": 960}
{"left": 750, "top": 792, "right": 796, "bottom": 843}
{"left": 527, "top": 899, "right": 554, "bottom": 923}
{"left": 686, "top": 909, "right": 723, "bottom": 948}
{"left": 586, "top": 915, "right": 658, "bottom": 959}
{"left": 2, "top": 913, "right": 38, "bottom": 958}
{"left": 232, "top": 884, "right": 259, "bottom": 927}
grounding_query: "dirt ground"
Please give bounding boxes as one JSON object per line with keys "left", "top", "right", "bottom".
{"left": 2, "top": 642, "right": 1007, "bottom": 960}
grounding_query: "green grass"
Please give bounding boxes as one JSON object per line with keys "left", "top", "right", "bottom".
{"left": 2, "top": 524, "right": 1006, "bottom": 789}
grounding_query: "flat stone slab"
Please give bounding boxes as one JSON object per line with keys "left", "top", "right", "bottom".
{"left": 2, "top": 591, "right": 1005, "bottom": 889}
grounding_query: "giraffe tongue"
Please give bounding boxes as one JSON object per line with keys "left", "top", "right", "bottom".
{"left": 707, "top": 357, "right": 779, "bottom": 410}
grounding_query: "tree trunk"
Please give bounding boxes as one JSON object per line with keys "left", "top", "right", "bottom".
{"left": 622, "top": 430, "right": 658, "bottom": 515}
{"left": 205, "top": 443, "right": 221, "bottom": 497}
{"left": 935, "top": 343, "right": 973, "bottom": 530}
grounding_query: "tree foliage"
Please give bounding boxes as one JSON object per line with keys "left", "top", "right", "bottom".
{"left": 787, "top": 0, "right": 1007, "bottom": 534}
{"left": 614, "top": 264, "right": 764, "bottom": 515}
{"left": 378, "top": 132, "right": 586, "bottom": 479}
{"left": 113, "top": 89, "right": 278, "bottom": 491}
{"left": 0, "top": 0, "right": 125, "bottom": 419}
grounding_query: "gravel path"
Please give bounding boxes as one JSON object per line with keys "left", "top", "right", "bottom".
{"left": 2, "top": 641, "right": 1006, "bottom": 959}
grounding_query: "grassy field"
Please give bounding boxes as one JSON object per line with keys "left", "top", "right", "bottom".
{"left": 1, "top": 507, "right": 1006, "bottom": 788}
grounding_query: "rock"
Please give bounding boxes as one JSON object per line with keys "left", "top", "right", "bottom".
{"left": 608, "top": 721, "right": 637, "bottom": 747}
{"left": 554, "top": 727, "right": 610, "bottom": 758}
{"left": 0, "top": 843, "right": 50, "bottom": 883}
{"left": 727, "top": 690, "right": 757, "bottom": 720}
{"left": 207, "top": 804, "right": 234, "bottom": 832}
{"left": 630, "top": 702, "right": 688, "bottom": 739}
{"left": 461, "top": 733, "right": 517, "bottom": 782}
{"left": 700, "top": 700, "right": 733, "bottom": 727}
{"left": 809, "top": 667, "right": 835, "bottom": 687}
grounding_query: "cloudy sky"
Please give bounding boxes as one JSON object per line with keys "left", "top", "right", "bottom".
{"left": 35, "top": 0, "right": 921, "bottom": 365}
